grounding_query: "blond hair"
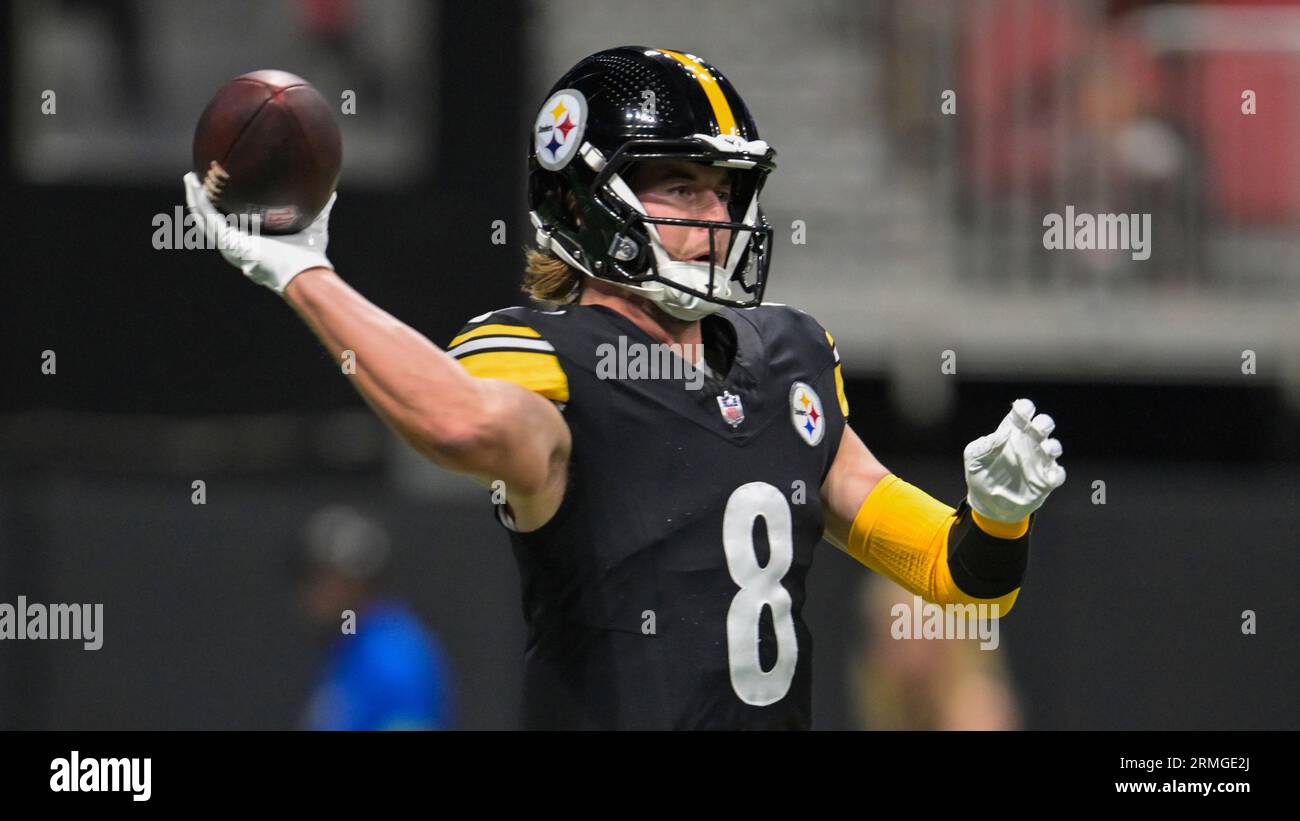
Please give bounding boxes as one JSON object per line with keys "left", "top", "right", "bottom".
{"left": 522, "top": 247, "right": 583, "bottom": 304}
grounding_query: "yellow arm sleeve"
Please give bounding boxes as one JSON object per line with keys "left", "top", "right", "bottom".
{"left": 846, "top": 474, "right": 1023, "bottom": 616}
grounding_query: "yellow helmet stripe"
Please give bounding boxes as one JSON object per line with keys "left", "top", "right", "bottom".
{"left": 658, "top": 49, "right": 737, "bottom": 136}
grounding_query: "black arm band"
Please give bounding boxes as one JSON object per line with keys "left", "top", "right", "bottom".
{"left": 945, "top": 499, "right": 1034, "bottom": 599}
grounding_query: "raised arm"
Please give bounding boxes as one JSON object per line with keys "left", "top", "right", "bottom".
{"left": 183, "top": 175, "right": 569, "bottom": 530}
{"left": 284, "top": 270, "right": 568, "bottom": 489}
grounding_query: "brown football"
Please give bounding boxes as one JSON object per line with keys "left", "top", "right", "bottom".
{"left": 192, "top": 70, "right": 342, "bottom": 234}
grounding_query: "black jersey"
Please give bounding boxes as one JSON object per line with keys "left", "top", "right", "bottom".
{"left": 447, "top": 302, "right": 851, "bottom": 729}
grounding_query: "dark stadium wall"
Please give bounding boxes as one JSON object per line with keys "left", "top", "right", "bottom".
{"left": 2, "top": 0, "right": 526, "bottom": 417}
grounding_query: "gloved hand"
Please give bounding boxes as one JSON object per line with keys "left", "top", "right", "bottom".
{"left": 964, "top": 398, "right": 1066, "bottom": 522}
{"left": 182, "top": 171, "right": 335, "bottom": 294}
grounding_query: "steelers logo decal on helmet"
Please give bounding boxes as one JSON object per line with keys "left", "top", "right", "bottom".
{"left": 790, "top": 382, "right": 825, "bottom": 446}
{"left": 534, "top": 89, "right": 588, "bottom": 172}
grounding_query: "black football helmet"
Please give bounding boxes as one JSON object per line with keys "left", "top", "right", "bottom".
{"left": 528, "top": 46, "right": 777, "bottom": 319}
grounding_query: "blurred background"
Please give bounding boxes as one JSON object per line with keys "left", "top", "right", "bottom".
{"left": 2, "top": 0, "right": 1297, "bottom": 729}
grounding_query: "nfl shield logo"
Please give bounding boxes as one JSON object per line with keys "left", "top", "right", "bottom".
{"left": 717, "top": 390, "right": 745, "bottom": 428}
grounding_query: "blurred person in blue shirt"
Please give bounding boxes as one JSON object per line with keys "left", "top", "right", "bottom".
{"left": 294, "top": 504, "right": 454, "bottom": 730}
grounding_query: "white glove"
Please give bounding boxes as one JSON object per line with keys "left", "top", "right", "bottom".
{"left": 182, "top": 172, "right": 334, "bottom": 294}
{"left": 964, "top": 398, "right": 1066, "bottom": 522}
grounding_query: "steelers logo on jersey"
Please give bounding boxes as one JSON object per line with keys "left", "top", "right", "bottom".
{"left": 534, "top": 89, "right": 588, "bottom": 171}
{"left": 789, "top": 381, "right": 825, "bottom": 446}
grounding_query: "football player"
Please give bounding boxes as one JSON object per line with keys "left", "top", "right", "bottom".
{"left": 183, "top": 46, "right": 1065, "bottom": 729}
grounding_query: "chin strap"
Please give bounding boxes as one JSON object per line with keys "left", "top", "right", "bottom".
{"left": 531, "top": 210, "right": 730, "bottom": 321}
{"left": 599, "top": 273, "right": 724, "bottom": 321}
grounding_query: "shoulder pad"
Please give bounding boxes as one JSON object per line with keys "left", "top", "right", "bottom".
{"left": 447, "top": 308, "right": 570, "bottom": 402}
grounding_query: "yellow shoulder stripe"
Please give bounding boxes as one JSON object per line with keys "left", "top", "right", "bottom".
{"left": 824, "top": 330, "right": 850, "bottom": 418}
{"left": 449, "top": 323, "right": 541, "bottom": 349}
{"left": 455, "top": 351, "right": 569, "bottom": 403}
{"left": 833, "top": 365, "right": 849, "bottom": 418}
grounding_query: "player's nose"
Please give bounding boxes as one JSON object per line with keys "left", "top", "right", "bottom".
{"left": 698, "top": 197, "right": 732, "bottom": 251}
{"left": 702, "top": 190, "right": 729, "bottom": 221}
